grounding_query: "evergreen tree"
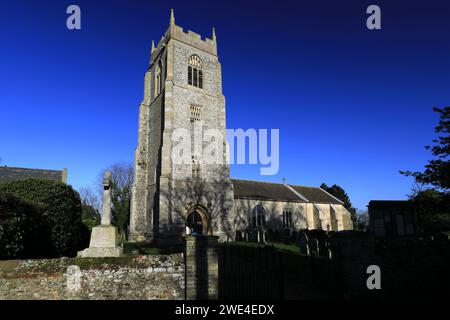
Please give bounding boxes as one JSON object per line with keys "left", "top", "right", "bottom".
{"left": 401, "top": 107, "right": 450, "bottom": 191}
{"left": 401, "top": 107, "right": 450, "bottom": 234}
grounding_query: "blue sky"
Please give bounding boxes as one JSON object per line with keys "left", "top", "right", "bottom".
{"left": 0, "top": 0, "right": 449, "bottom": 210}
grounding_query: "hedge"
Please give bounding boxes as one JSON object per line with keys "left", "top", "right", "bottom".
{"left": 0, "top": 179, "right": 84, "bottom": 257}
{"left": 0, "top": 191, "right": 40, "bottom": 259}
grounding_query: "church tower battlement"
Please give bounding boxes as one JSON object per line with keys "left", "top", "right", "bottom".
{"left": 130, "top": 9, "right": 235, "bottom": 244}
{"left": 151, "top": 10, "right": 217, "bottom": 63}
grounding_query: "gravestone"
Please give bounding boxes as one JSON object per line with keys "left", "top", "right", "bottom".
{"left": 77, "top": 171, "right": 123, "bottom": 257}
{"left": 317, "top": 238, "right": 329, "bottom": 258}
{"left": 297, "top": 231, "right": 310, "bottom": 255}
{"left": 309, "top": 237, "right": 320, "bottom": 257}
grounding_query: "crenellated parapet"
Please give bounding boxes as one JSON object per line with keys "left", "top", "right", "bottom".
{"left": 150, "top": 9, "right": 217, "bottom": 66}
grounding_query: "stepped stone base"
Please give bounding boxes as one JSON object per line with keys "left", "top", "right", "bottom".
{"left": 77, "top": 225, "right": 123, "bottom": 258}
{"left": 77, "top": 247, "right": 123, "bottom": 258}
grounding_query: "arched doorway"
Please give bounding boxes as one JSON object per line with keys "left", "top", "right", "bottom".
{"left": 186, "top": 211, "right": 204, "bottom": 235}
{"left": 185, "top": 205, "right": 209, "bottom": 235}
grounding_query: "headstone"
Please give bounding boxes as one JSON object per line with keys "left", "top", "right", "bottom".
{"left": 317, "top": 237, "right": 328, "bottom": 258}
{"left": 297, "top": 231, "right": 310, "bottom": 255}
{"left": 310, "top": 237, "right": 319, "bottom": 257}
{"left": 77, "top": 171, "right": 123, "bottom": 257}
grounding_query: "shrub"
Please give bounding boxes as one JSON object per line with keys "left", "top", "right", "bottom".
{"left": 0, "top": 191, "right": 40, "bottom": 259}
{"left": 0, "top": 179, "right": 83, "bottom": 257}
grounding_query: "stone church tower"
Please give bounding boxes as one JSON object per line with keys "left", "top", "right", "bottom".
{"left": 129, "top": 10, "right": 235, "bottom": 244}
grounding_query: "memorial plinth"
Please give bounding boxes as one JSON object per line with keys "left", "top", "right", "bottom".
{"left": 77, "top": 171, "right": 123, "bottom": 258}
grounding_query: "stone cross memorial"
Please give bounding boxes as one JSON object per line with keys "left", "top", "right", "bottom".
{"left": 78, "top": 171, "right": 123, "bottom": 257}
{"left": 101, "top": 171, "right": 112, "bottom": 225}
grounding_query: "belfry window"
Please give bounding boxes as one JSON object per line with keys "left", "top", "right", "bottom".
{"left": 188, "top": 55, "right": 203, "bottom": 89}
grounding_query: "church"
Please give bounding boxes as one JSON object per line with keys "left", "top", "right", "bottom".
{"left": 129, "top": 10, "right": 353, "bottom": 244}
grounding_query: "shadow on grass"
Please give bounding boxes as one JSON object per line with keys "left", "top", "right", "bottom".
{"left": 223, "top": 240, "right": 302, "bottom": 255}
{"left": 123, "top": 242, "right": 183, "bottom": 255}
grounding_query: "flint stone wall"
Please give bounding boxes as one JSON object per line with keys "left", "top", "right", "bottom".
{"left": 0, "top": 254, "right": 184, "bottom": 300}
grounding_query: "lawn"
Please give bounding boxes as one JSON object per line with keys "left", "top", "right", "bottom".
{"left": 223, "top": 240, "right": 301, "bottom": 255}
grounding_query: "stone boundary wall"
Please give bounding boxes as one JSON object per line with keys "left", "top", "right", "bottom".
{"left": 0, "top": 254, "right": 184, "bottom": 300}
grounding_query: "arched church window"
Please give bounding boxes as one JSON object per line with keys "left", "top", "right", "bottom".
{"left": 188, "top": 55, "right": 203, "bottom": 89}
{"left": 155, "top": 60, "right": 163, "bottom": 96}
{"left": 251, "top": 204, "right": 266, "bottom": 228}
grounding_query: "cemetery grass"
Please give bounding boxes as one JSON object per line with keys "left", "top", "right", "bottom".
{"left": 223, "top": 241, "right": 302, "bottom": 255}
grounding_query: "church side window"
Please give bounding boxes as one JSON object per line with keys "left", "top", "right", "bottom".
{"left": 188, "top": 55, "right": 203, "bottom": 89}
{"left": 252, "top": 204, "right": 266, "bottom": 228}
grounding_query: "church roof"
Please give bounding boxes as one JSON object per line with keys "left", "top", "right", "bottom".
{"left": 288, "top": 185, "right": 343, "bottom": 204}
{"left": 0, "top": 166, "right": 67, "bottom": 185}
{"left": 231, "top": 179, "right": 343, "bottom": 204}
{"left": 232, "top": 179, "right": 303, "bottom": 202}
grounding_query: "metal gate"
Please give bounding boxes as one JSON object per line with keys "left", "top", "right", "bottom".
{"left": 218, "top": 244, "right": 283, "bottom": 299}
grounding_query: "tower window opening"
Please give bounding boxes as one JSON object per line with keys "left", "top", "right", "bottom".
{"left": 190, "top": 105, "right": 201, "bottom": 122}
{"left": 188, "top": 55, "right": 203, "bottom": 89}
{"left": 198, "top": 70, "right": 203, "bottom": 88}
{"left": 155, "top": 60, "right": 163, "bottom": 96}
{"left": 188, "top": 66, "right": 193, "bottom": 85}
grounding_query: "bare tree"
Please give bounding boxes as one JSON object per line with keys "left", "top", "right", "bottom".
{"left": 79, "top": 186, "right": 101, "bottom": 211}
{"left": 355, "top": 210, "right": 370, "bottom": 231}
{"left": 76, "top": 185, "right": 101, "bottom": 231}
{"left": 97, "top": 162, "right": 134, "bottom": 240}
